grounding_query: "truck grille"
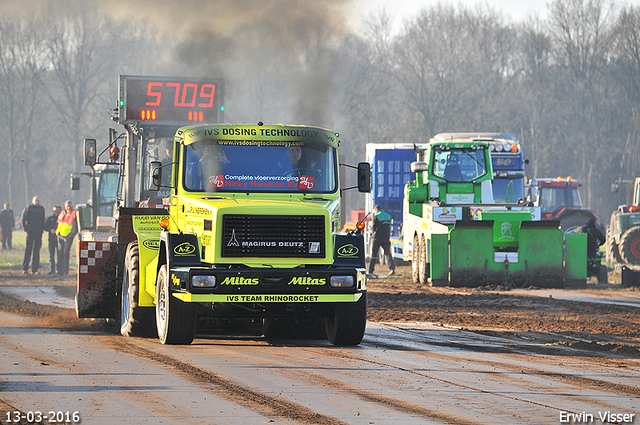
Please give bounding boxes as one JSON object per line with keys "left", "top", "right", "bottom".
{"left": 221, "top": 215, "right": 325, "bottom": 258}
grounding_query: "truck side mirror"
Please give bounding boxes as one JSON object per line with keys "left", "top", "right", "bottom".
{"left": 84, "top": 139, "right": 97, "bottom": 166}
{"left": 149, "top": 161, "right": 162, "bottom": 191}
{"left": 70, "top": 175, "right": 80, "bottom": 191}
{"left": 411, "top": 161, "right": 428, "bottom": 173}
{"left": 357, "top": 162, "right": 371, "bottom": 193}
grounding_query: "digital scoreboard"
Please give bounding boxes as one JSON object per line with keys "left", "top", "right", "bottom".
{"left": 118, "top": 75, "right": 224, "bottom": 125}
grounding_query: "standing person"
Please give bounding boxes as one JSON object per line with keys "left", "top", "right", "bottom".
{"left": 56, "top": 201, "right": 78, "bottom": 276}
{"left": 44, "top": 205, "right": 62, "bottom": 275}
{"left": 0, "top": 203, "right": 14, "bottom": 250}
{"left": 367, "top": 204, "right": 395, "bottom": 276}
{"left": 21, "top": 196, "right": 45, "bottom": 274}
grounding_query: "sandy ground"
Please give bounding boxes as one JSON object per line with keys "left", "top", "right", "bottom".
{"left": 0, "top": 265, "right": 639, "bottom": 358}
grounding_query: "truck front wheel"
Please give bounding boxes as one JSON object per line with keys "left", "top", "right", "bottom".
{"left": 325, "top": 293, "right": 367, "bottom": 346}
{"left": 155, "top": 264, "right": 197, "bottom": 345}
{"left": 120, "top": 242, "right": 156, "bottom": 337}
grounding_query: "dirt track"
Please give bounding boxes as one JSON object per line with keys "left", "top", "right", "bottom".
{"left": 1, "top": 265, "right": 639, "bottom": 358}
{"left": 1, "top": 266, "right": 640, "bottom": 424}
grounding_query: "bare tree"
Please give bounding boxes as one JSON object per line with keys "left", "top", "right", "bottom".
{"left": 611, "top": 6, "right": 640, "bottom": 192}
{"left": 518, "top": 17, "right": 556, "bottom": 178}
{"left": 41, "top": 2, "right": 133, "bottom": 176}
{"left": 0, "top": 17, "right": 48, "bottom": 207}
{"left": 547, "top": 0, "right": 616, "bottom": 208}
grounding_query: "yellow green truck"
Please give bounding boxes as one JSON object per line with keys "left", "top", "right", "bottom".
{"left": 75, "top": 75, "right": 371, "bottom": 346}
{"left": 402, "top": 136, "right": 586, "bottom": 288}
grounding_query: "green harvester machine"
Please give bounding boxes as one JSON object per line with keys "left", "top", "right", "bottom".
{"left": 402, "top": 135, "right": 586, "bottom": 288}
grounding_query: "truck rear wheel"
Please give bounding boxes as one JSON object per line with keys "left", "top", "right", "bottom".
{"left": 325, "top": 293, "right": 367, "bottom": 346}
{"left": 418, "top": 236, "right": 429, "bottom": 285}
{"left": 156, "top": 264, "right": 197, "bottom": 345}
{"left": 120, "top": 242, "right": 156, "bottom": 337}
{"left": 620, "top": 226, "right": 640, "bottom": 267}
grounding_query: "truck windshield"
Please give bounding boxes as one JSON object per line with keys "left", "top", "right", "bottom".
{"left": 432, "top": 148, "right": 488, "bottom": 182}
{"left": 183, "top": 140, "right": 337, "bottom": 193}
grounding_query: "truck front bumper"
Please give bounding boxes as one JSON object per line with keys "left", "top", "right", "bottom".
{"left": 168, "top": 266, "right": 367, "bottom": 303}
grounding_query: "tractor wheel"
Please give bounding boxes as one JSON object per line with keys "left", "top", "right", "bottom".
{"left": 120, "top": 242, "right": 156, "bottom": 338}
{"left": 607, "top": 212, "right": 623, "bottom": 264}
{"left": 619, "top": 226, "right": 640, "bottom": 267}
{"left": 418, "top": 236, "right": 429, "bottom": 285}
{"left": 325, "top": 292, "right": 367, "bottom": 346}
{"left": 156, "top": 264, "right": 197, "bottom": 345}
{"left": 411, "top": 234, "right": 420, "bottom": 284}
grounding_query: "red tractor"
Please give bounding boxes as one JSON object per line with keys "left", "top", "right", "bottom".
{"left": 528, "top": 177, "right": 600, "bottom": 232}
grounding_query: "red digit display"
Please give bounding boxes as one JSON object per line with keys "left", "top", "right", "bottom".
{"left": 181, "top": 83, "right": 198, "bottom": 107}
{"left": 119, "top": 75, "right": 224, "bottom": 125}
{"left": 198, "top": 84, "right": 215, "bottom": 107}
{"left": 166, "top": 82, "right": 182, "bottom": 106}
{"left": 146, "top": 82, "right": 162, "bottom": 106}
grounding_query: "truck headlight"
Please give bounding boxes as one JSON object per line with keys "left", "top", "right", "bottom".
{"left": 330, "top": 275, "right": 354, "bottom": 288}
{"left": 192, "top": 275, "right": 216, "bottom": 288}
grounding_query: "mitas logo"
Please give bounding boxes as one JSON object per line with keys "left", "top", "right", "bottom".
{"left": 287, "top": 277, "right": 326, "bottom": 285}
{"left": 174, "top": 242, "right": 196, "bottom": 256}
{"left": 220, "top": 277, "right": 259, "bottom": 285}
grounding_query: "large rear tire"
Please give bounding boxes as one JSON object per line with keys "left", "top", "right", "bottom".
{"left": 620, "top": 226, "right": 640, "bottom": 267}
{"left": 156, "top": 264, "right": 197, "bottom": 345}
{"left": 325, "top": 292, "right": 367, "bottom": 346}
{"left": 120, "top": 242, "right": 156, "bottom": 337}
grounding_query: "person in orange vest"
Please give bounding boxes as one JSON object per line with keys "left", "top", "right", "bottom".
{"left": 55, "top": 200, "right": 78, "bottom": 276}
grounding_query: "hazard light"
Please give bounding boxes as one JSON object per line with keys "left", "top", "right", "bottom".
{"left": 629, "top": 206, "right": 640, "bottom": 212}
{"left": 109, "top": 147, "right": 120, "bottom": 162}
{"left": 159, "top": 218, "right": 170, "bottom": 229}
